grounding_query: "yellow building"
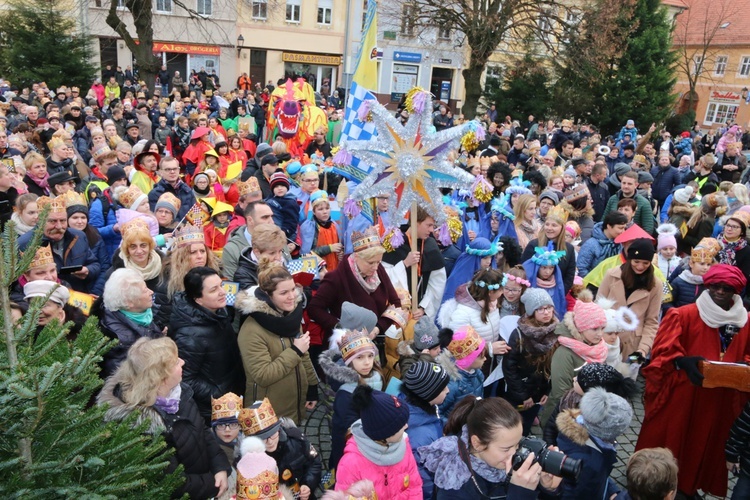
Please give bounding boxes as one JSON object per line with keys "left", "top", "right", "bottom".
{"left": 236, "top": 0, "right": 347, "bottom": 93}
{"left": 671, "top": 0, "right": 750, "bottom": 129}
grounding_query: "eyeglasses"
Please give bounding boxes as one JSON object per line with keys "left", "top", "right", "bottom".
{"left": 504, "top": 287, "right": 522, "bottom": 294}
{"left": 536, "top": 305, "right": 554, "bottom": 313}
{"left": 162, "top": 167, "right": 180, "bottom": 173}
{"left": 725, "top": 223, "right": 742, "bottom": 230}
{"left": 215, "top": 423, "right": 240, "bottom": 431}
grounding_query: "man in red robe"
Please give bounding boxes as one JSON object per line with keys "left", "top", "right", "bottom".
{"left": 636, "top": 264, "right": 750, "bottom": 498}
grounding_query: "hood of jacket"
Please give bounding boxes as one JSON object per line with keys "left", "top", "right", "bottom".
{"left": 435, "top": 349, "right": 461, "bottom": 381}
{"left": 555, "top": 312, "right": 586, "bottom": 342}
{"left": 454, "top": 284, "right": 482, "bottom": 310}
{"left": 670, "top": 203, "right": 697, "bottom": 219}
{"left": 397, "top": 340, "right": 417, "bottom": 357}
{"left": 237, "top": 245, "right": 258, "bottom": 270}
{"left": 318, "top": 348, "right": 361, "bottom": 385}
{"left": 589, "top": 222, "right": 609, "bottom": 243}
{"left": 235, "top": 285, "right": 304, "bottom": 317}
{"left": 556, "top": 408, "right": 589, "bottom": 445}
{"left": 97, "top": 376, "right": 171, "bottom": 436}
{"left": 169, "top": 291, "right": 228, "bottom": 331}
{"left": 401, "top": 395, "right": 439, "bottom": 428}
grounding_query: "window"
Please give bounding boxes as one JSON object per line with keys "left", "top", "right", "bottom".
{"left": 692, "top": 55, "right": 703, "bottom": 77}
{"left": 317, "top": 0, "right": 332, "bottom": 25}
{"left": 486, "top": 65, "right": 502, "bottom": 81}
{"left": 117, "top": 0, "right": 126, "bottom": 8}
{"left": 741, "top": 56, "right": 750, "bottom": 77}
{"left": 438, "top": 24, "right": 450, "bottom": 39}
{"left": 401, "top": 4, "right": 416, "bottom": 36}
{"left": 704, "top": 102, "right": 739, "bottom": 124}
{"left": 252, "top": 0, "right": 267, "bottom": 19}
{"left": 286, "top": 0, "right": 300, "bottom": 22}
{"left": 156, "top": 0, "right": 171, "bottom": 12}
{"left": 714, "top": 55, "right": 728, "bottom": 76}
{"left": 538, "top": 10, "right": 554, "bottom": 32}
{"left": 196, "top": 0, "right": 211, "bottom": 16}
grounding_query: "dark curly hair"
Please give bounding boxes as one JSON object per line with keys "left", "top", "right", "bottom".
{"left": 524, "top": 169, "right": 547, "bottom": 192}
{"left": 498, "top": 236, "right": 523, "bottom": 269}
{"left": 487, "top": 161, "right": 512, "bottom": 190}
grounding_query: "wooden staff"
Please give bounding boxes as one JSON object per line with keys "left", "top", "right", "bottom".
{"left": 411, "top": 200, "right": 418, "bottom": 313}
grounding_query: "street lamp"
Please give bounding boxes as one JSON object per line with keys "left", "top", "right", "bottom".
{"left": 236, "top": 34, "right": 245, "bottom": 57}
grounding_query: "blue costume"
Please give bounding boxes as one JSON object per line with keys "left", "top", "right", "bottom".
{"left": 441, "top": 237, "right": 501, "bottom": 302}
{"left": 522, "top": 242, "right": 568, "bottom": 320}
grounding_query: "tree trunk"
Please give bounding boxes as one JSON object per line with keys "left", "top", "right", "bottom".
{"left": 462, "top": 61, "right": 486, "bottom": 120}
{"left": 106, "top": 0, "right": 161, "bottom": 94}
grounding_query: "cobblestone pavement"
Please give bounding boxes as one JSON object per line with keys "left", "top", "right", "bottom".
{"left": 301, "top": 380, "right": 736, "bottom": 499}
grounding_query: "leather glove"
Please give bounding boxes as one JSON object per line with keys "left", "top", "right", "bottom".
{"left": 629, "top": 352, "right": 646, "bottom": 364}
{"left": 674, "top": 356, "right": 706, "bottom": 386}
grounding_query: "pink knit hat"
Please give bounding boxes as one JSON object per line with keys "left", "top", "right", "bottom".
{"left": 448, "top": 326, "right": 486, "bottom": 371}
{"left": 573, "top": 296, "right": 607, "bottom": 332}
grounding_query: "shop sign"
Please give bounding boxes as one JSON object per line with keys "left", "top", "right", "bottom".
{"left": 438, "top": 58, "right": 452, "bottom": 64}
{"left": 282, "top": 52, "right": 342, "bottom": 65}
{"left": 394, "top": 51, "right": 422, "bottom": 63}
{"left": 710, "top": 90, "right": 742, "bottom": 104}
{"left": 152, "top": 42, "right": 220, "bottom": 55}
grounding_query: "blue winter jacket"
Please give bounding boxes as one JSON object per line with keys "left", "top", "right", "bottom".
{"left": 437, "top": 356, "right": 484, "bottom": 425}
{"left": 89, "top": 196, "right": 120, "bottom": 261}
{"left": 147, "top": 179, "right": 196, "bottom": 220}
{"left": 89, "top": 237, "right": 111, "bottom": 296}
{"left": 399, "top": 394, "right": 443, "bottom": 500}
{"left": 577, "top": 222, "right": 622, "bottom": 278}
{"left": 666, "top": 275, "right": 705, "bottom": 310}
{"left": 650, "top": 165, "right": 681, "bottom": 206}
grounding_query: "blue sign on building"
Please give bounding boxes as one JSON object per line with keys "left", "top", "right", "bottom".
{"left": 393, "top": 51, "right": 422, "bottom": 63}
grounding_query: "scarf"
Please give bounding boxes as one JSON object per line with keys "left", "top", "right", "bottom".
{"left": 193, "top": 186, "right": 211, "bottom": 197}
{"left": 212, "top": 218, "right": 230, "bottom": 229}
{"left": 500, "top": 298, "right": 519, "bottom": 318}
{"left": 518, "top": 316, "right": 559, "bottom": 356}
{"left": 536, "top": 274, "right": 556, "bottom": 289}
{"left": 250, "top": 287, "right": 305, "bottom": 337}
{"left": 120, "top": 249, "right": 162, "bottom": 281}
{"left": 174, "top": 125, "right": 191, "bottom": 149}
{"left": 718, "top": 235, "right": 748, "bottom": 266}
{"left": 348, "top": 254, "right": 381, "bottom": 294}
{"left": 678, "top": 269, "right": 704, "bottom": 286}
{"left": 121, "top": 308, "right": 154, "bottom": 326}
{"left": 339, "top": 370, "right": 383, "bottom": 394}
{"left": 27, "top": 173, "right": 50, "bottom": 193}
{"left": 11, "top": 212, "right": 34, "bottom": 235}
{"left": 518, "top": 220, "right": 537, "bottom": 238}
{"left": 154, "top": 384, "right": 181, "bottom": 414}
{"left": 696, "top": 290, "right": 748, "bottom": 329}
{"left": 349, "top": 420, "right": 407, "bottom": 466}
{"left": 557, "top": 336, "right": 608, "bottom": 363}
{"left": 314, "top": 216, "right": 333, "bottom": 229}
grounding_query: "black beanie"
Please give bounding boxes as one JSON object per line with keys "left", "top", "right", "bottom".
{"left": 106, "top": 166, "right": 127, "bottom": 186}
{"left": 352, "top": 385, "right": 409, "bottom": 442}
{"left": 402, "top": 361, "right": 449, "bottom": 403}
{"left": 626, "top": 238, "right": 655, "bottom": 262}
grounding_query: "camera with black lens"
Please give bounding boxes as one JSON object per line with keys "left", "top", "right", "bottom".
{"left": 511, "top": 436, "right": 581, "bottom": 480}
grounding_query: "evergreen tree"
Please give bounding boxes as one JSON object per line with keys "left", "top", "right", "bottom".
{"left": 0, "top": 213, "right": 182, "bottom": 497}
{"left": 485, "top": 53, "right": 554, "bottom": 123}
{"left": 552, "top": 0, "right": 677, "bottom": 135}
{"left": 0, "top": 0, "right": 97, "bottom": 89}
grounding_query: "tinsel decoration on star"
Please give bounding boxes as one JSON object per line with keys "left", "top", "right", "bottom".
{"left": 459, "top": 121, "right": 487, "bottom": 152}
{"left": 471, "top": 175, "right": 494, "bottom": 204}
{"left": 381, "top": 226, "right": 404, "bottom": 252}
{"left": 338, "top": 87, "right": 482, "bottom": 230}
{"left": 435, "top": 205, "right": 464, "bottom": 247}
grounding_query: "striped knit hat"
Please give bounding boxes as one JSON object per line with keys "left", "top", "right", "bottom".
{"left": 402, "top": 361, "right": 449, "bottom": 403}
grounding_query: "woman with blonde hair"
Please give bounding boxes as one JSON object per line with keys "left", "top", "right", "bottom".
{"left": 520, "top": 204, "right": 577, "bottom": 293}
{"left": 98, "top": 337, "right": 231, "bottom": 499}
{"left": 163, "top": 223, "right": 221, "bottom": 299}
{"left": 514, "top": 193, "right": 540, "bottom": 250}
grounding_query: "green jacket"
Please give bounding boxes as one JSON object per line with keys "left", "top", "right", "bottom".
{"left": 602, "top": 192, "right": 655, "bottom": 234}
{"left": 221, "top": 227, "right": 249, "bottom": 281}
{"left": 539, "top": 316, "right": 585, "bottom": 428}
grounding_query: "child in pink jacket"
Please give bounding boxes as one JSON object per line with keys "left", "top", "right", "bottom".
{"left": 334, "top": 385, "right": 422, "bottom": 499}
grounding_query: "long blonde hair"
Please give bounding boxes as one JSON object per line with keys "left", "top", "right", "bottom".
{"left": 112, "top": 337, "right": 179, "bottom": 406}
{"left": 164, "top": 244, "right": 221, "bottom": 298}
{"left": 513, "top": 194, "right": 537, "bottom": 230}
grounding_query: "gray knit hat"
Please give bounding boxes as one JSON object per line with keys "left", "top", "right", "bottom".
{"left": 579, "top": 387, "right": 633, "bottom": 442}
{"left": 614, "top": 163, "right": 632, "bottom": 177}
{"left": 402, "top": 361, "right": 450, "bottom": 403}
{"left": 255, "top": 143, "right": 273, "bottom": 159}
{"left": 521, "top": 288, "right": 554, "bottom": 317}
{"left": 413, "top": 316, "right": 440, "bottom": 351}
{"left": 339, "top": 301, "right": 378, "bottom": 333}
{"left": 539, "top": 190, "right": 560, "bottom": 206}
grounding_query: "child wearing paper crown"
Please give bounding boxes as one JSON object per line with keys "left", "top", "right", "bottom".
{"left": 503, "top": 288, "right": 560, "bottom": 436}
{"left": 540, "top": 290, "right": 609, "bottom": 428}
{"left": 239, "top": 398, "right": 322, "bottom": 500}
{"left": 396, "top": 315, "right": 450, "bottom": 376}
{"left": 318, "top": 322, "right": 383, "bottom": 473}
{"left": 300, "top": 189, "right": 343, "bottom": 272}
{"left": 267, "top": 169, "right": 300, "bottom": 242}
{"left": 235, "top": 435, "right": 293, "bottom": 499}
{"left": 522, "top": 242, "right": 568, "bottom": 320}
{"left": 211, "top": 392, "right": 244, "bottom": 466}
{"left": 435, "top": 325, "right": 487, "bottom": 424}
{"left": 335, "top": 385, "right": 422, "bottom": 499}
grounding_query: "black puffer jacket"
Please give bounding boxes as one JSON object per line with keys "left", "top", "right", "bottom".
{"left": 502, "top": 325, "right": 555, "bottom": 405}
{"left": 169, "top": 293, "right": 245, "bottom": 423}
{"left": 99, "top": 307, "right": 163, "bottom": 379}
{"left": 233, "top": 246, "right": 259, "bottom": 290}
{"left": 268, "top": 422, "right": 323, "bottom": 497}
{"left": 98, "top": 380, "right": 231, "bottom": 499}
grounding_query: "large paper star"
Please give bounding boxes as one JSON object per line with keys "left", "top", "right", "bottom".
{"left": 342, "top": 89, "right": 481, "bottom": 228}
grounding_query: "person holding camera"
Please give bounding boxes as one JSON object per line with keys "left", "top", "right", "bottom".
{"left": 420, "top": 395, "right": 563, "bottom": 499}
{"left": 555, "top": 387, "right": 633, "bottom": 499}
{"left": 636, "top": 264, "right": 750, "bottom": 499}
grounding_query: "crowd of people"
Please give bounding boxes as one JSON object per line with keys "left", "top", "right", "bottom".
{"left": 4, "top": 72, "right": 750, "bottom": 500}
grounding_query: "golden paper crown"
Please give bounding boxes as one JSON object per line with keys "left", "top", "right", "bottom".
{"left": 448, "top": 325, "right": 482, "bottom": 360}
{"left": 48, "top": 136, "right": 67, "bottom": 151}
{"left": 211, "top": 392, "right": 243, "bottom": 422}
{"left": 691, "top": 246, "right": 715, "bottom": 265}
{"left": 729, "top": 211, "right": 750, "bottom": 231}
{"left": 479, "top": 156, "right": 491, "bottom": 168}
{"left": 173, "top": 223, "right": 205, "bottom": 248}
{"left": 338, "top": 329, "right": 377, "bottom": 362}
{"left": 239, "top": 398, "right": 279, "bottom": 437}
{"left": 26, "top": 244, "right": 55, "bottom": 270}
{"left": 547, "top": 204, "right": 569, "bottom": 225}
{"left": 63, "top": 190, "right": 86, "bottom": 209}
{"left": 467, "top": 157, "right": 480, "bottom": 169}
{"left": 120, "top": 217, "right": 150, "bottom": 238}
{"left": 382, "top": 305, "right": 408, "bottom": 329}
{"left": 238, "top": 176, "right": 260, "bottom": 197}
{"left": 696, "top": 237, "right": 722, "bottom": 256}
{"left": 119, "top": 184, "right": 146, "bottom": 210}
{"left": 37, "top": 195, "right": 66, "bottom": 214}
{"left": 237, "top": 469, "right": 279, "bottom": 499}
{"left": 351, "top": 226, "right": 382, "bottom": 253}
{"left": 156, "top": 192, "right": 181, "bottom": 212}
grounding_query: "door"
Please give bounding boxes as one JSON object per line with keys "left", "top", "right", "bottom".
{"left": 250, "top": 50, "right": 267, "bottom": 89}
